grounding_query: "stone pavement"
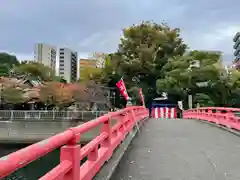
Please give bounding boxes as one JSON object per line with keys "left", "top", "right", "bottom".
{"left": 111, "top": 119, "right": 240, "bottom": 180}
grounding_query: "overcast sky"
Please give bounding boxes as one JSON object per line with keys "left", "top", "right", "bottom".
{"left": 0, "top": 0, "right": 239, "bottom": 65}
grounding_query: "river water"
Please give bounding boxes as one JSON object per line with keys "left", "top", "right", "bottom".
{"left": 0, "top": 143, "right": 88, "bottom": 180}
{"left": 0, "top": 144, "right": 60, "bottom": 180}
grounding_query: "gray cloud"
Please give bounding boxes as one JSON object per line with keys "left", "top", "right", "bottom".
{"left": 0, "top": 0, "right": 239, "bottom": 64}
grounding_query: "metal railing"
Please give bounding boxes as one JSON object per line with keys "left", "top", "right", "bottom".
{"left": 0, "top": 110, "right": 109, "bottom": 121}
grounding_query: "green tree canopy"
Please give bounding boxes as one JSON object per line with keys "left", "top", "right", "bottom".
{"left": 14, "top": 61, "right": 54, "bottom": 81}
{"left": 158, "top": 51, "right": 222, "bottom": 90}
{"left": 0, "top": 53, "right": 20, "bottom": 77}
{"left": 112, "top": 21, "right": 188, "bottom": 106}
{"left": 194, "top": 93, "right": 214, "bottom": 107}
{"left": 156, "top": 51, "right": 230, "bottom": 106}
{"left": 2, "top": 87, "right": 24, "bottom": 104}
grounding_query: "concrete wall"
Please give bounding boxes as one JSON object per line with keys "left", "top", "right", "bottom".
{"left": 0, "top": 120, "right": 100, "bottom": 144}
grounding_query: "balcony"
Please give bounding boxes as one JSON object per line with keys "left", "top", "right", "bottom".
{"left": 233, "top": 57, "right": 240, "bottom": 63}
{"left": 234, "top": 48, "right": 240, "bottom": 56}
{"left": 234, "top": 39, "right": 240, "bottom": 49}
{"left": 233, "top": 32, "right": 240, "bottom": 42}
{"left": 236, "top": 55, "right": 240, "bottom": 61}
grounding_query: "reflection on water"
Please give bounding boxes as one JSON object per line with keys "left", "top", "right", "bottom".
{"left": 0, "top": 144, "right": 60, "bottom": 180}
{"left": 0, "top": 143, "right": 86, "bottom": 180}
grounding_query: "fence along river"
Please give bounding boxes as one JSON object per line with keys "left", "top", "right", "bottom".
{"left": 0, "top": 110, "right": 108, "bottom": 180}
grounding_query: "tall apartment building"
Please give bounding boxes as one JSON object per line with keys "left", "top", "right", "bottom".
{"left": 233, "top": 32, "right": 240, "bottom": 69}
{"left": 34, "top": 43, "right": 57, "bottom": 73}
{"left": 59, "top": 48, "right": 78, "bottom": 82}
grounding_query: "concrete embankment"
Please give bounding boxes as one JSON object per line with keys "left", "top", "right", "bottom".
{"left": 0, "top": 120, "right": 99, "bottom": 144}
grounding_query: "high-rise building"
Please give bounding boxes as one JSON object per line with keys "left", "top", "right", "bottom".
{"left": 34, "top": 43, "right": 57, "bottom": 73}
{"left": 59, "top": 48, "right": 78, "bottom": 82}
{"left": 232, "top": 32, "right": 240, "bottom": 70}
{"left": 233, "top": 32, "right": 240, "bottom": 67}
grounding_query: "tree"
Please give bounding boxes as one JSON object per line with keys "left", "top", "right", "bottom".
{"left": 84, "top": 54, "right": 127, "bottom": 108}
{"left": 53, "top": 76, "right": 67, "bottom": 83}
{"left": 79, "top": 66, "right": 102, "bottom": 83}
{"left": 79, "top": 54, "right": 117, "bottom": 85}
{"left": 128, "top": 86, "right": 142, "bottom": 105}
{"left": 101, "top": 54, "right": 117, "bottom": 81}
{"left": 1, "top": 86, "right": 24, "bottom": 104}
{"left": 0, "top": 53, "right": 20, "bottom": 77}
{"left": 70, "top": 83, "right": 89, "bottom": 102}
{"left": 194, "top": 93, "right": 214, "bottom": 107}
{"left": 39, "top": 82, "right": 73, "bottom": 108}
{"left": 85, "top": 83, "right": 109, "bottom": 103}
{"left": 115, "top": 21, "right": 187, "bottom": 106}
{"left": 14, "top": 61, "right": 54, "bottom": 81}
{"left": 224, "top": 69, "right": 240, "bottom": 107}
{"left": 91, "top": 52, "right": 106, "bottom": 68}
{"left": 156, "top": 51, "right": 227, "bottom": 106}
{"left": 228, "top": 69, "right": 240, "bottom": 89}
{"left": 78, "top": 52, "right": 109, "bottom": 83}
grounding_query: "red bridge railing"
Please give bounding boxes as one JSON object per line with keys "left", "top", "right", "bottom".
{"left": 0, "top": 106, "right": 149, "bottom": 180}
{"left": 183, "top": 107, "right": 240, "bottom": 130}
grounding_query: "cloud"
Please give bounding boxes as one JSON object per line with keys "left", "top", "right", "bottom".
{"left": 0, "top": 0, "right": 239, "bottom": 65}
{"left": 77, "top": 30, "right": 122, "bottom": 53}
{"left": 183, "top": 24, "right": 239, "bottom": 52}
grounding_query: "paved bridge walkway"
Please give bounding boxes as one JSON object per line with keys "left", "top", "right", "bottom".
{"left": 112, "top": 119, "right": 240, "bottom": 180}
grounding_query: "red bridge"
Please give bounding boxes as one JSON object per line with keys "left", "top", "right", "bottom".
{"left": 1, "top": 106, "right": 240, "bottom": 179}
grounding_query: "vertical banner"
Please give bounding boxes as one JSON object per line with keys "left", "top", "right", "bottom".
{"left": 116, "top": 78, "right": 129, "bottom": 100}
{"left": 138, "top": 88, "right": 145, "bottom": 107}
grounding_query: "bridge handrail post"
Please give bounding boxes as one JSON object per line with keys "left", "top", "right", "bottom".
{"left": 59, "top": 128, "right": 80, "bottom": 180}
{"left": 129, "top": 108, "right": 137, "bottom": 130}
{"left": 0, "top": 107, "right": 150, "bottom": 179}
{"left": 100, "top": 114, "right": 113, "bottom": 160}
{"left": 10, "top": 110, "right": 13, "bottom": 120}
{"left": 60, "top": 146, "right": 81, "bottom": 180}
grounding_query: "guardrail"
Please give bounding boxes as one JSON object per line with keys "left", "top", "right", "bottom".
{"left": 0, "top": 110, "right": 108, "bottom": 121}
{"left": 0, "top": 106, "right": 149, "bottom": 179}
{"left": 183, "top": 107, "right": 240, "bottom": 130}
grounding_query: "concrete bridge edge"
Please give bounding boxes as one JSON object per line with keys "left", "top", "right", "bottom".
{"left": 93, "top": 117, "right": 150, "bottom": 180}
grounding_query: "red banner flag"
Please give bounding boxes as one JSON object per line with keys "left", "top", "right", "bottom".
{"left": 138, "top": 88, "right": 145, "bottom": 107}
{"left": 116, "top": 78, "right": 129, "bottom": 100}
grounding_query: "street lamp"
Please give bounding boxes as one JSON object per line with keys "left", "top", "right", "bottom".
{"left": 187, "top": 60, "right": 200, "bottom": 109}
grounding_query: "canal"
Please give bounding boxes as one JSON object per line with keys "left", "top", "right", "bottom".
{"left": 0, "top": 143, "right": 86, "bottom": 180}
{"left": 0, "top": 112, "right": 108, "bottom": 179}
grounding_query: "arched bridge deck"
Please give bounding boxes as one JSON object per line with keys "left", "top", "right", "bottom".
{"left": 112, "top": 118, "right": 240, "bottom": 180}
{"left": 1, "top": 107, "right": 240, "bottom": 179}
